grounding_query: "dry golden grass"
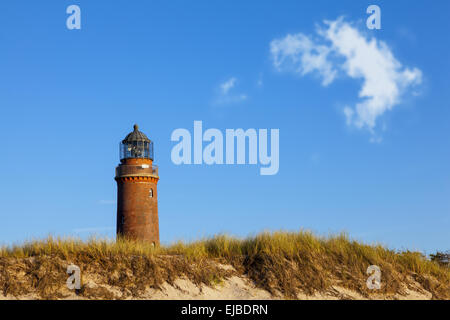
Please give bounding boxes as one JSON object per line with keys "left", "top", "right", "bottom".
{"left": 0, "top": 231, "right": 448, "bottom": 299}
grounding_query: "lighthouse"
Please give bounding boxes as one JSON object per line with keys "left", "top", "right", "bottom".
{"left": 115, "top": 124, "right": 159, "bottom": 244}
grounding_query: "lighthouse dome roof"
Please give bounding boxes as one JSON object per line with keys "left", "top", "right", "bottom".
{"left": 122, "top": 124, "right": 151, "bottom": 143}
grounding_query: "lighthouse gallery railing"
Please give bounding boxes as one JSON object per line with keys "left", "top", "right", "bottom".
{"left": 115, "top": 164, "right": 158, "bottom": 178}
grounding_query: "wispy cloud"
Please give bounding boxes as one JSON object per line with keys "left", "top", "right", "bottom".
{"left": 257, "top": 73, "right": 264, "bottom": 87}
{"left": 220, "top": 77, "right": 237, "bottom": 94}
{"left": 214, "top": 77, "right": 248, "bottom": 105}
{"left": 72, "top": 226, "right": 114, "bottom": 234}
{"left": 270, "top": 17, "right": 422, "bottom": 137}
{"left": 309, "top": 153, "right": 320, "bottom": 164}
{"left": 271, "top": 33, "right": 336, "bottom": 86}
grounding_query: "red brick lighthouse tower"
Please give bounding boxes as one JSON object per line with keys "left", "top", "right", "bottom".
{"left": 115, "top": 124, "right": 159, "bottom": 244}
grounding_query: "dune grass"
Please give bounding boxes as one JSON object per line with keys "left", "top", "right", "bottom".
{"left": 0, "top": 231, "right": 448, "bottom": 299}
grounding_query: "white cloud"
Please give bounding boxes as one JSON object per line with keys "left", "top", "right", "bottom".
{"left": 270, "top": 17, "right": 422, "bottom": 134}
{"left": 271, "top": 33, "right": 337, "bottom": 86}
{"left": 220, "top": 77, "right": 237, "bottom": 94}
{"left": 214, "top": 77, "right": 247, "bottom": 105}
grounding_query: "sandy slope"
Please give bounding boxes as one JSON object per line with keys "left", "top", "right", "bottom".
{"left": 0, "top": 263, "right": 434, "bottom": 300}
{"left": 129, "top": 275, "right": 432, "bottom": 300}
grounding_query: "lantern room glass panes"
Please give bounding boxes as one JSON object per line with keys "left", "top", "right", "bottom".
{"left": 120, "top": 140, "right": 154, "bottom": 160}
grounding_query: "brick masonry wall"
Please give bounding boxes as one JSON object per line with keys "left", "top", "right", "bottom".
{"left": 116, "top": 158, "right": 159, "bottom": 244}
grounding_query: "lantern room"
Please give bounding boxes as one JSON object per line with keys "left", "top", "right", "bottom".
{"left": 120, "top": 124, "right": 154, "bottom": 161}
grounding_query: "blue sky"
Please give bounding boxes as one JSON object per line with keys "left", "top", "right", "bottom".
{"left": 0, "top": 1, "right": 449, "bottom": 254}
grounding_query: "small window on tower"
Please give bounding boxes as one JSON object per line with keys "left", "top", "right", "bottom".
{"left": 149, "top": 188, "right": 153, "bottom": 198}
